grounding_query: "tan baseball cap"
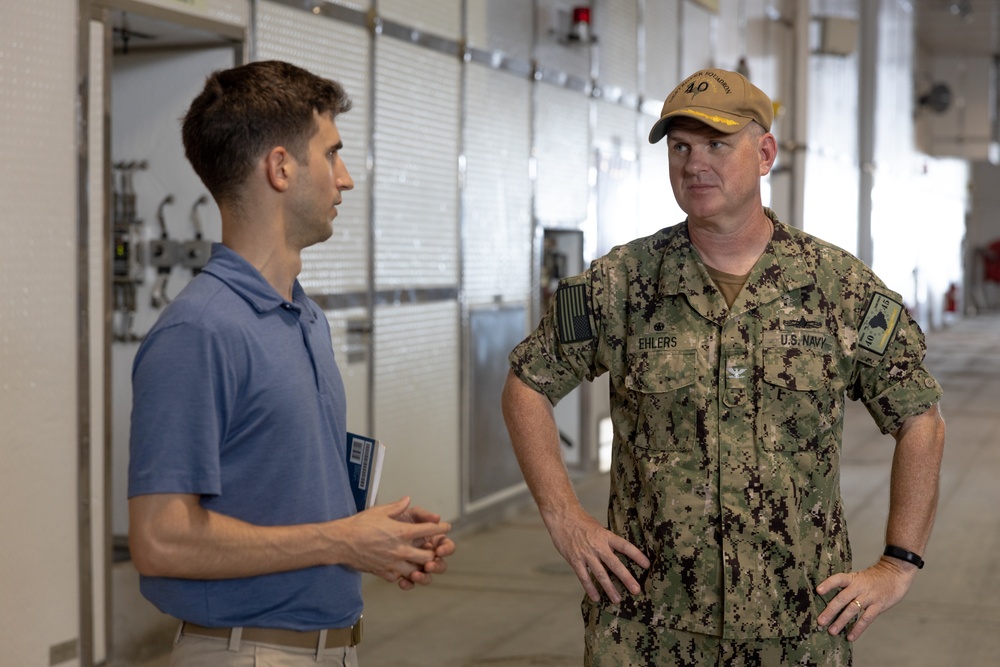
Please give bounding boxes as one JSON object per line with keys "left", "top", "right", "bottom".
{"left": 648, "top": 68, "right": 773, "bottom": 143}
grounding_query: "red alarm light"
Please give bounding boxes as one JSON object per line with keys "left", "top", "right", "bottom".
{"left": 570, "top": 6, "right": 591, "bottom": 42}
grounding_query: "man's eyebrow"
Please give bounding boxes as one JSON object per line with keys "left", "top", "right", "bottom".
{"left": 330, "top": 141, "right": 344, "bottom": 151}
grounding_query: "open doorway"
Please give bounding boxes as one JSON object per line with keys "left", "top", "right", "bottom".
{"left": 87, "top": 4, "right": 243, "bottom": 663}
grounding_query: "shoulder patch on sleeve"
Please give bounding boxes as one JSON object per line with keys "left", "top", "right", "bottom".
{"left": 859, "top": 291, "right": 903, "bottom": 356}
{"left": 556, "top": 283, "right": 594, "bottom": 343}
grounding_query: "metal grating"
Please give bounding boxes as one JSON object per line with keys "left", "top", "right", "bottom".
{"left": 257, "top": 1, "right": 372, "bottom": 296}
{"left": 378, "top": 0, "right": 462, "bottom": 39}
{"left": 534, "top": 83, "right": 591, "bottom": 225}
{"left": 373, "top": 38, "right": 460, "bottom": 289}
{"left": 463, "top": 64, "right": 533, "bottom": 306}
{"left": 373, "top": 301, "right": 460, "bottom": 518}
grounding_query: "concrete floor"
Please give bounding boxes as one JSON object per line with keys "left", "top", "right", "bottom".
{"left": 135, "top": 312, "right": 1000, "bottom": 666}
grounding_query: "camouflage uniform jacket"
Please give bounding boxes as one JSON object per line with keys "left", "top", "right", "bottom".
{"left": 509, "top": 209, "right": 943, "bottom": 640}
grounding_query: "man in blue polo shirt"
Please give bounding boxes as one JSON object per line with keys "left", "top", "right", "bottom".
{"left": 128, "top": 60, "right": 454, "bottom": 666}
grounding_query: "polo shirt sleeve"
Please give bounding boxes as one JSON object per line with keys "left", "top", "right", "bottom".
{"left": 128, "top": 321, "right": 235, "bottom": 498}
{"left": 848, "top": 282, "right": 944, "bottom": 435}
{"left": 509, "top": 263, "right": 609, "bottom": 405}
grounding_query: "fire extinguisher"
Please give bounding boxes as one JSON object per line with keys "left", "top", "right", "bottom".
{"left": 945, "top": 283, "right": 958, "bottom": 313}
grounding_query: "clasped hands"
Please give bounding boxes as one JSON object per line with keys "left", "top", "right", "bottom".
{"left": 350, "top": 496, "right": 456, "bottom": 591}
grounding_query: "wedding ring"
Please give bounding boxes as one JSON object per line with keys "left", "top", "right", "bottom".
{"left": 852, "top": 599, "right": 864, "bottom": 614}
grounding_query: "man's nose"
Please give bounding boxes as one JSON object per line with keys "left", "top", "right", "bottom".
{"left": 683, "top": 147, "right": 709, "bottom": 173}
{"left": 336, "top": 158, "right": 355, "bottom": 191}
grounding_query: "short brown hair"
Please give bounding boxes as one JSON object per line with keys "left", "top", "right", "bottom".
{"left": 182, "top": 60, "right": 352, "bottom": 205}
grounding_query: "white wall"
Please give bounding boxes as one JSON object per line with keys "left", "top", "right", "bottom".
{"left": 0, "top": 2, "right": 84, "bottom": 665}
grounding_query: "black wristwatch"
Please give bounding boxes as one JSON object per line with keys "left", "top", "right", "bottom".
{"left": 883, "top": 545, "right": 924, "bottom": 569}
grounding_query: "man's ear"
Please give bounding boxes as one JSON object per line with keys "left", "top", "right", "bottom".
{"left": 265, "top": 147, "right": 293, "bottom": 192}
{"left": 758, "top": 132, "right": 778, "bottom": 176}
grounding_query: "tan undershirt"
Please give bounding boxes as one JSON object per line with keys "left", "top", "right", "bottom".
{"left": 706, "top": 264, "right": 751, "bottom": 309}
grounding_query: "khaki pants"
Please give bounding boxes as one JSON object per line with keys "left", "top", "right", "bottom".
{"left": 170, "top": 631, "right": 359, "bottom": 667}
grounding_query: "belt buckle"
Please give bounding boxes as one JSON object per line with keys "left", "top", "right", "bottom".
{"left": 351, "top": 616, "right": 364, "bottom": 646}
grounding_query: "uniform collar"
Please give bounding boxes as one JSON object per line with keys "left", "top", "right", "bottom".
{"left": 657, "top": 208, "right": 817, "bottom": 323}
{"left": 201, "top": 243, "right": 313, "bottom": 319}
{"left": 764, "top": 211, "right": 817, "bottom": 294}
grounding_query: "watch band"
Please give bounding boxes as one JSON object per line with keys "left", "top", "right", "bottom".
{"left": 883, "top": 545, "right": 924, "bottom": 569}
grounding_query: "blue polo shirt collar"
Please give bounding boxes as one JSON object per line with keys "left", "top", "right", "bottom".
{"left": 202, "top": 243, "right": 312, "bottom": 319}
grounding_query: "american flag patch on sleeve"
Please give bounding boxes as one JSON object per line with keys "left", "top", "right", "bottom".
{"left": 556, "top": 284, "right": 594, "bottom": 343}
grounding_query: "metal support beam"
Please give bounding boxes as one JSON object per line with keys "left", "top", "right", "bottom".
{"left": 788, "top": 0, "right": 810, "bottom": 229}
{"left": 857, "top": 0, "right": 877, "bottom": 267}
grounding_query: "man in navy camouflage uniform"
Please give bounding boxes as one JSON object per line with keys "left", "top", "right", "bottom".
{"left": 502, "top": 68, "right": 946, "bottom": 666}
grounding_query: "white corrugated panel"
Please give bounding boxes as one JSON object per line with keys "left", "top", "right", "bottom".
{"left": 643, "top": 0, "right": 680, "bottom": 113}
{"left": 378, "top": 0, "right": 462, "bottom": 39}
{"left": 639, "top": 137, "right": 684, "bottom": 237}
{"left": 534, "top": 83, "right": 590, "bottom": 225}
{"left": 0, "top": 2, "right": 81, "bottom": 663}
{"left": 466, "top": 0, "right": 534, "bottom": 61}
{"left": 373, "top": 38, "right": 460, "bottom": 289}
{"left": 595, "top": 98, "right": 638, "bottom": 153}
{"left": 595, "top": 0, "right": 638, "bottom": 98}
{"left": 680, "top": 0, "right": 714, "bottom": 75}
{"left": 257, "top": 1, "right": 372, "bottom": 295}
{"left": 463, "top": 64, "right": 532, "bottom": 306}
{"left": 373, "top": 301, "right": 460, "bottom": 520}
{"left": 714, "top": 0, "right": 742, "bottom": 71}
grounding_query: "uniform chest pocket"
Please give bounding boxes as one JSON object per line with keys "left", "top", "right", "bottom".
{"left": 761, "top": 336, "right": 840, "bottom": 452}
{"left": 624, "top": 348, "right": 697, "bottom": 452}
{"left": 762, "top": 346, "right": 826, "bottom": 391}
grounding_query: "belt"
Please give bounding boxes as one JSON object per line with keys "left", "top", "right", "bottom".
{"left": 180, "top": 617, "right": 363, "bottom": 650}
